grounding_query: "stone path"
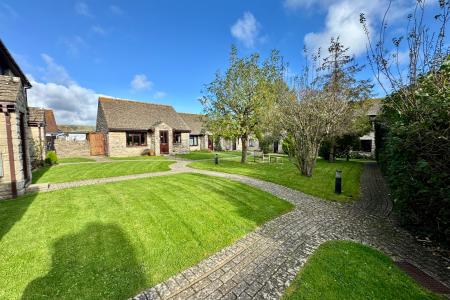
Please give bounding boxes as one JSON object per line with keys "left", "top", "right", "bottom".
{"left": 25, "top": 160, "right": 450, "bottom": 299}
{"left": 132, "top": 161, "right": 449, "bottom": 299}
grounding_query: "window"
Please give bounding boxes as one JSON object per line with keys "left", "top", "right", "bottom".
{"left": 189, "top": 135, "right": 199, "bottom": 146}
{"left": 126, "top": 131, "right": 147, "bottom": 147}
{"left": 361, "top": 140, "right": 372, "bottom": 152}
{"left": 173, "top": 132, "right": 182, "bottom": 144}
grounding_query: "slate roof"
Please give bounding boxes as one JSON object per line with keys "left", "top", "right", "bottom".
{"left": 0, "top": 39, "right": 31, "bottom": 87}
{"left": 178, "top": 112, "right": 208, "bottom": 135}
{"left": 58, "top": 124, "right": 95, "bottom": 133}
{"left": 98, "top": 97, "right": 190, "bottom": 131}
{"left": 367, "top": 101, "right": 382, "bottom": 116}
{"left": 0, "top": 75, "right": 21, "bottom": 102}
{"left": 44, "top": 109, "right": 58, "bottom": 133}
{"left": 28, "top": 107, "right": 45, "bottom": 124}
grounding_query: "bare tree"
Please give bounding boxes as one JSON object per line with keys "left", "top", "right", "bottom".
{"left": 360, "top": 0, "right": 449, "bottom": 112}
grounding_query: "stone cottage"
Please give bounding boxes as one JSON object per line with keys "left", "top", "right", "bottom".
{"left": 27, "top": 107, "right": 46, "bottom": 164}
{"left": 96, "top": 97, "right": 191, "bottom": 156}
{"left": 178, "top": 113, "right": 213, "bottom": 151}
{"left": 0, "top": 39, "right": 32, "bottom": 199}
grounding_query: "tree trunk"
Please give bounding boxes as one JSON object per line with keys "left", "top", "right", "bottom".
{"left": 241, "top": 135, "right": 248, "bottom": 163}
{"left": 329, "top": 139, "right": 336, "bottom": 162}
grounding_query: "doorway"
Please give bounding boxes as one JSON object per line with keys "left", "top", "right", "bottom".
{"left": 160, "top": 130, "right": 169, "bottom": 154}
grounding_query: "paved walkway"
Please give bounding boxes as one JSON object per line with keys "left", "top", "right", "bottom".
{"left": 25, "top": 160, "right": 450, "bottom": 299}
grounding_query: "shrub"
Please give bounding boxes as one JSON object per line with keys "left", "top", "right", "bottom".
{"left": 282, "top": 135, "right": 293, "bottom": 155}
{"left": 378, "top": 57, "right": 450, "bottom": 245}
{"left": 45, "top": 151, "right": 58, "bottom": 165}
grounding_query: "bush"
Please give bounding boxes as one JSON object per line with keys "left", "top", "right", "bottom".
{"left": 319, "top": 140, "right": 331, "bottom": 160}
{"left": 378, "top": 57, "right": 450, "bottom": 245}
{"left": 45, "top": 151, "right": 58, "bottom": 165}
{"left": 282, "top": 135, "right": 293, "bottom": 155}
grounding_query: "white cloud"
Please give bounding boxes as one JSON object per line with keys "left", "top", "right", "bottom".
{"left": 91, "top": 25, "right": 107, "bottom": 36}
{"left": 75, "top": 2, "right": 93, "bottom": 17}
{"left": 61, "top": 35, "right": 87, "bottom": 56}
{"left": 153, "top": 91, "right": 167, "bottom": 99}
{"left": 302, "top": 0, "right": 411, "bottom": 57}
{"left": 39, "top": 53, "right": 73, "bottom": 85}
{"left": 27, "top": 55, "right": 100, "bottom": 125}
{"left": 131, "top": 74, "right": 153, "bottom": 91}
{"left": 109, "top": 5, "right": 124, "bottom": 15}
{"left": 230, "top": 12, "right": 261, "bottom": 48}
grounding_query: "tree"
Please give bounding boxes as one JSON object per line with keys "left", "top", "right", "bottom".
{"left": 201, "top": 46, "right": 284, "bottom": 163}
{"left": 317, "top": 38, "right": 373, "bottom": 161}
{"left": 280, "top": 87, "right": 350, "bottom": 176}
{"left": 360, "top": 1, "right": 450, "bottom": 244}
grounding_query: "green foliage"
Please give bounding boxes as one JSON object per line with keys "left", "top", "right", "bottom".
{"left": 45, "top": 151, "right": 58, "bottom": 165}
{"left": 258, "top": 135, "right": 275, "bottom": 154}
{"left": 214, "top": 136, "right": 222, "bottom": 151}
{"left": 282, "top": 135, "right": 293, "bottom": 155}
{"left": 201, "top": 45, "right": 285, "bottom": 162}
{"left": 378, "top": 56, "right": 450, "bottom": 244}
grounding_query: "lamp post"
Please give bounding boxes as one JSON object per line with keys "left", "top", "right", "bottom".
{"left": 335, "top": 170, "right": 342, "bottom": 194}
{"left": 215, "top": 153, "right": 219, "bottom": 165}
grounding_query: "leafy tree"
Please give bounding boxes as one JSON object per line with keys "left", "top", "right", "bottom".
{"left": 201, "top": 46, "right": 284, "bottom": 163}
{"left": 317, "top": 38, "right": 373, "bottom": 161}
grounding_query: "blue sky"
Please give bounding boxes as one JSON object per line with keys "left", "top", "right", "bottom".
{"left": 0, "top": 0, "right": 445, "bottom": 124}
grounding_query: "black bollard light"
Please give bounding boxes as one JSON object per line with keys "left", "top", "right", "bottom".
{"left": 215, "top": 153, "right": 219, "bottom": 165}
{"left": 335, "top": 170, "right": 342, "bottom": 194}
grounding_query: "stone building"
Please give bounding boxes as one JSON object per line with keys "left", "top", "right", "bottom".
{"left": 27, "top": 107, "right": 46, "bottom": 164}
{"left": 178, "top": 113, "right": 213, "bottom": 151}
{"left": 96, "top": 97, "right": 191, "bottom": 156}
{"left": 0, "top": 39, "right": 32, "bottom": 199}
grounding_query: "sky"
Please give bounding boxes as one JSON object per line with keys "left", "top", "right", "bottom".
{"left": 0, "top": 0, "right": 445, "bottom": 125}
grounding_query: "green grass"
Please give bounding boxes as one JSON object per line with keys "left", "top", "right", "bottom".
{"left": 0, "top": 173, "right": 293, "bottom": 299}
{"left": 109, "top": 156, "right": 170, "bottom": 161}
{"left": 189, "top": 159, "right": 363, "bottom": 202}
{"left": 57, "top": 157, "right": 95, "bottom": 163}
{"left": 283, "top": 241, "right": 440, "bottom": 300}
{"left": 176, "top": 150, "right": 240, "bottom": 160}
{"left": 32, "top": 161, "right": 174, "bottom": 184}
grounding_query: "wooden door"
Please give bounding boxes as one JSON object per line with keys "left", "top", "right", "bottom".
{"left": 159, "top": 130, "right": 169, "bottom": 154}
{"left": 232, "top": 139, "right": 237, "bottom": 151}
{"left": 208, "top": 136, "right": 213, "bottom": 150}
{"left": 89, "top": 132, "right": 105, "bottom": 156}
{"left": 19, "top": 113, "right": 29, "bottom": 181}
{"left": 273, "top": 141, "right": 279, "bottom": 153}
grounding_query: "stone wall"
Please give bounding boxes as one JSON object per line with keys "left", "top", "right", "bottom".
{"left": 0, "top": 78, "right": 31, "bottom": 200}
{"left": 108, "top": 131, "right": 153, "bottom": 157}
{"left": 173, "top": 132, "right": 189, "bottom": 154}
{"left": 54, "top": 139, "right": 91, "bottom": 158}
{"left": 28, "top": 126, "right": 45, "bottom": 163}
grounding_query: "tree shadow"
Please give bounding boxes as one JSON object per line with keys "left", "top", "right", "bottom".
{"left": 0, "top": 190, "right": 36, "bottom": 241}
{"left": 22, "top": 222, "right": 147, "bottom": 300}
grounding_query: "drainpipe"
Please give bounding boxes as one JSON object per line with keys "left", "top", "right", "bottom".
{"left": 5, "top": 112, "right": 17, "bottom": 198}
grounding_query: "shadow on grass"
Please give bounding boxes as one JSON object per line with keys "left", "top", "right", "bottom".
{"left": 31, "top": 166, "right": 52, "bottom": 184}
{"left": 22, "top": 222, "right": 146, "bottom": 299}
{"left": 0, "top": 189, "right": 36, "bottom": 241}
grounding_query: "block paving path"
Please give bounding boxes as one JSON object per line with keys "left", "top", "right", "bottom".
{"left": 132, "top": 161, "right": 450, "bottom": 299}
{"left": 25, "top": 159, "right": 450, "bottom": 299}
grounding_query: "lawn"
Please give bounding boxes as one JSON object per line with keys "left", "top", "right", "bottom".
{"left": 0, "top": 173, "right": 293, "bottom": 299}
{"left": 176, "top": 150, "right": 240, "bottom": 160}
{"left": 57, "top": 157, "right": 95, "bottom": 163}
{"left": 32, "top": 161, "right": 174, "bottom": 184}
{"left": 189, "top": 159, "right": 363, "bottom": 201}
{"left": 283, "top": 241, "right": 440, "bottom": 300}
{"left": 109, "top": 156, "right": 170, "bottom": 161}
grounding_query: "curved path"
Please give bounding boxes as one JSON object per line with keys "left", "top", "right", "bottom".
{"left": 26, "top": 160, "right": 450, "bottom": 299}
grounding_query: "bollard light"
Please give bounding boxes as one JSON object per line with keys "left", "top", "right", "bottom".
{"left": 335, "top": 170, "right": 342, "bottom": 194}
{"left": 215, "top": 153, "right": 219, "bottom": 165}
